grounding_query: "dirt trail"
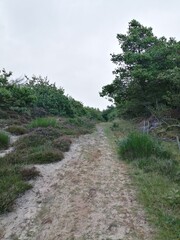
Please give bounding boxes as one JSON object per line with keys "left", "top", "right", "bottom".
{"left": 0, "top": 125, "right": 153, "bottom": 240}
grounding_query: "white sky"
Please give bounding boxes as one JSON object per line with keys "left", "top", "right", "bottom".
{"left": 0, "top": 0, "right": 179, "bottom": 109}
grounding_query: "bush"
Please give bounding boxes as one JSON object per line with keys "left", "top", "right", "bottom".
{"left": 14, "top": 127, "right": 61, "bottom": 149}
{"left": 0, "top": 131, "right": 10, "bottom": 149}
{"left": 6, "top": 125, "right": 28, "bottom": 135}
{"left": 53, "top": 136, "right": 72, "bottom": 152}
{"left": 118, "top": 131, "right": 171, "bottom": 160}
{"left": 28, "top": 117, "right": 58, "bottom": 128}
{"left": 20, "top": 166, "right": 40, "bottom": 181}
{"left": 26, "top": 150, "right": 64, "bottom": 164}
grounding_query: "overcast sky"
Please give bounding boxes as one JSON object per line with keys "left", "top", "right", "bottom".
{"left": 0, "top": 0, "right": 179, "bottom": 109}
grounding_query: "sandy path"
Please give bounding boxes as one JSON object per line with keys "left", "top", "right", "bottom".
{"left": 0, "top": 125, "right": 153, "bottom": 240}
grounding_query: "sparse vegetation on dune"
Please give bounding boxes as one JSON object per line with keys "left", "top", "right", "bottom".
{"left": 0, "top": 68, "right": 101, "bottom": 214}
{"left": 0, "top": 114, "right": 98, "bottom": 213}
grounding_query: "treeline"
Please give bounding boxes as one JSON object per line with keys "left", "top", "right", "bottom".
{"left": 100, "top": 20, "right": 180, "bottom": 119}
{"left": 0, "top": 69, "right": 102, "bottom": 120}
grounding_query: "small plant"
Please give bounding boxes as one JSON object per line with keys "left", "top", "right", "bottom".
{"left": 26, "top": 149, "right": 64, "bottom": 164}
{"left": 28, "top": 117, "right": 58, "bottom": 128}
{"left": 20, "top": 167, "right": 40, "bottom": 181}
{"left": 0, "top": 131, "right": 10, "bottom": 149}
{"left": 6, "top": 125, "right": 28, "bottom": 135}
{"left": 53, "top": 136, "right": 72, "bottom": 152}
{"left": 118, "top": 131, "right": 171, "bottom": 160}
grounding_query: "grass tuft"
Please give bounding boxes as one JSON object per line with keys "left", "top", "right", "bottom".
{"left": 0, "top": 131, "right": 10, "bottom": 149}
{"left": 118, "top": 131, "right": 171, "bottom": 160}
{"left": 28, "top": 117, "right": 58, "bottom": 128}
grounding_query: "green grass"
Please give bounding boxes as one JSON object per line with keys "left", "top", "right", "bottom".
{"left": 0, "top": 131, "right": 10, "bottom": 149}
{"left": 53, "top": 136, "right": 72, "bottom": 152}
{"left": 106, "top": 119, "right": 180, "bottom": 240}
{"left": 28, "top": 117, "right": 58, "bottom": 128}
{"left": 118, "top": 131, "right": 171, "bottom": 160}
{"left": 133, "top": 171, "right": 180, "bottom": 240}
{"left": 0, "top": 164, "right": 32, "bottom": 213}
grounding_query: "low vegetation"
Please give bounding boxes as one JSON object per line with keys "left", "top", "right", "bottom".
{"left": 0, "top": 114, "right": 97, "bottom": 214}
{"left": 0, "top": 131, "right": 10, "bottom": 149}
{"left": 53, "top": 136, "right": 72, "bottom": 152}
{"left": 28, "top": 117, "right": 58, "bottom": 128}
{"left": 6, "top": 125, "right": 28, "bottom": 135}
{"left": 118, "top": 131, "right": 171, "bottom": 160}
{"left": 109, "top": 119, "right": 180, "bottom": 240}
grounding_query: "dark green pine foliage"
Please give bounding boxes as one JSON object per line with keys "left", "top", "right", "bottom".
{"left": 100, "top": 20, "right": 180, "bottom": 117}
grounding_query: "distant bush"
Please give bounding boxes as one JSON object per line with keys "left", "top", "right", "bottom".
{"left": 0, "top": 131, "right": 10, "bottom": 149}
{"left": 28, "top": 117, "right": 58, "bottom": 128}
{"left": 53, "top": 136, "right": 72, "bottom": 152}
{"left": 118, "top": 132, "right": 171, "bottom": 160}
{"left": 6, "top": 125, "right": 28, "bottom": 135}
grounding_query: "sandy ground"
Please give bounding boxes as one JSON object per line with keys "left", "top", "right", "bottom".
{"left": 0, "top": 125, "right": 154, "bottom": 240}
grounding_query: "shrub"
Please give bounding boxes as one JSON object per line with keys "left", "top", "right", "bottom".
{"left": 28, "top": 117, "right": 58, "bottom": 128}
{"left": 20, "top": 166, "right": 40, "bottom": 180}
{"left": 6, "top": 125, "right": 28, "bottom": 135}
{"left": 0, "top": 131, "right": 10, "bottom": 149}
{"left": 118, "top": 131, "right": 171, "bottom": 160}
{"left": 14, "top": 127, "right": 61, "bottom": 149}
{"left": 53, "top": 136, "right": 72, "bottom": 152}
{"left": 26, "top": 150, "right": 64, "bottom": 164}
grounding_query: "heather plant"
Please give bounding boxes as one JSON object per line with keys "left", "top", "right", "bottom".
{"left": 28, "top": 117, "right": 58, "bottom": 128}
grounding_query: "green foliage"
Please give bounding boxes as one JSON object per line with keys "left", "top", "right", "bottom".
{"left": 26, "top": 76, "right": 74, "bottom": 116}
{"left": 100, "top": 20, "right": 180, "bottom": 118}
{"left": 0, "top": 70, "right": 103, "bottom": 120}
{"left": 102, "top": 105, "right": 118, "bottom": 121}
{"left": 28, "top": 117, "right": 58, "bottom": 128}
{"left": 118, "top": 131, "right": 171, "bottom": 160}
{"left": 0, "top": 131, "right": 10, "bottom": 149}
